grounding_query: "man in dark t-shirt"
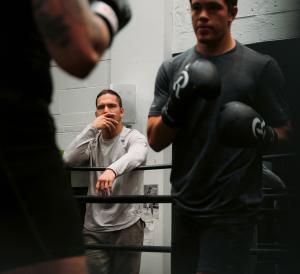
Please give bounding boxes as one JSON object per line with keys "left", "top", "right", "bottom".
{"left": 147, "top": 1, "right": 292, "bottom": 274}
{"left": 0, "top": 1, "right": 131, "bottom": 274}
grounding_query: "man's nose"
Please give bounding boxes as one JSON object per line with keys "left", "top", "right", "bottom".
{"left": 199, "top": 8, "right": 209, "bottom": 20}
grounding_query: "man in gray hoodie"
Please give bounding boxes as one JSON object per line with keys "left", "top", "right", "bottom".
{"left": 64, "top": 89, "right": 148, "bottom": 274}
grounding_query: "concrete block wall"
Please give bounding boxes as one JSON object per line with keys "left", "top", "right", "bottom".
{"left": 49, "top": 1, "right": 299, "bottom": 273}
{"left": 172, "top": 0, "right": 300, "bottom": 54}
{"left": 50, "top": 51, "right": 111, "bottom": 150}
{"left": 50, "top": 1, "right": 173, "bottom": 273}
{"left": 109, "top": 1, "right": 173, "bottom": 273}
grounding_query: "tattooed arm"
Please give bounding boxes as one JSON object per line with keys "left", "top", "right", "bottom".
{"left": 32, "top": 0, "right": 110, "bottom": 78}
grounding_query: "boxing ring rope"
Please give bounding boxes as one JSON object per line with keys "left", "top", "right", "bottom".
{"left": 67, "top": 163, "right": 172, "bottom": 172}
{"left": 262, "top": 153, "right": 295, "bottom": 160}
{"left": 66, "top": 153, "right": 295, "bottom": 172}
{"left": 73, "top": 194, "right": 288, "bottom": 203}
{"left": 74, "top": 195, "right": 173, "bottom": 204}
{"left": 67, "top": 153, "right": 293, "bottom": 258}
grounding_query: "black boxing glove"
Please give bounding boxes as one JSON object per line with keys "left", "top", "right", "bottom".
{"left": 218, "top": 101, "right": 278, "bottom": 148}
{"left": 161, "top": 59, "right": 221, "bottom": 128}
{"left": 90, "top": 0, "right": 131, "bottom": 44}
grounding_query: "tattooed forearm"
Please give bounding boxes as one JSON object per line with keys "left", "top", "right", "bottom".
{"left": 32, "top": 0, "right": 70, "bottom": 47}
{"left": 37, "top": 13, "right": 70, "bottom": 47}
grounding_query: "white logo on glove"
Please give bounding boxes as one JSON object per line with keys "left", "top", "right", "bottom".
{"left": 252, "top": 117, "right": 266, "bottom": 139}
{"left": 173, "top": 71, "right": 189, "bottom": 99}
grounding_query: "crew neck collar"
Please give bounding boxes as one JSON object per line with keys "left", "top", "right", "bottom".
{"left": 193, "top": 40, "right": 239, "bottom": 60}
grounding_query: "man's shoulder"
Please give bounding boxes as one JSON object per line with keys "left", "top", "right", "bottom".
{"left": 238, "top": 42, "right": 274, "bottom": 65}
{"left": 121, "top": 127, "right": 146, "bottom": 139}
{"left": 172, "top": 47, "right": 195, "bottom": 61}
{"left": 161, "top": 47, "right": 196, "bottom": 70}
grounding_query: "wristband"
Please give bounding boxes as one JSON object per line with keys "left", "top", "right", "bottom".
{"left": 161, "top": 107, "right": 179, "bottom": 128}
{"left": 264, "top": 126, "right": 279, "bottom": 147}
{"left": 161, "top": 96, "right": 183, "bottom": 129}
{"left": 91, "top": 2, "right": 119, "bottom": 36}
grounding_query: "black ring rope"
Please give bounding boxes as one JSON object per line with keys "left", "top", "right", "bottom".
{"left": 250, "top": 248, "right": 287, "bottom": 255}
{"left": 66, "top": 153, "right": 295, "bottom": 172}
{"left": 66, "top": 153, "right": 294, "bottom": 171}
{"left": 262, "top": 153, "right": 295, "bottom": 160}
{"left": 85, "top": 244, "right": 171, "bottom": 253}
{"left": 66, "top": 163, "right": 172, "bottom": 171}
{"left": 74, "top": 194, "right": 288, "bottom": 204}
{"left": 69, "top": 153, "right": 293, "bottom": 257}
{"left": 74, "top": 195, "right": 173, "bottom": 204}
{"left": 84, "top": 243, "right": 287, "bottom": 256}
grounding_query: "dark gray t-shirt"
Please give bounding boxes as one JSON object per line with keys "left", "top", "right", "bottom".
{"left": 149, "top": 42, "right": 290, "bottom": 221}
{"left": 2, "top": 1, "right": 52, "bottom": 102}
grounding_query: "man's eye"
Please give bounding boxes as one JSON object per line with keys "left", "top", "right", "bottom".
{"left": 192, "top": 3, "right": 201, "bottom": 11}
{"left": 207, "top": 3, "right": 221, "bottom": 11}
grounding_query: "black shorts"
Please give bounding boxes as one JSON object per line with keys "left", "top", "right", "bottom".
{"left": 172, "top": 207, "right": 255, "bottom": 274}
{"left": 0, "top": 99, "right": 84, "bottom": 271}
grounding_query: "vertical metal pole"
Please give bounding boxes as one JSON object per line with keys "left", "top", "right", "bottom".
{"left": 170, "top": 200, "right": 174, "bottom": 274}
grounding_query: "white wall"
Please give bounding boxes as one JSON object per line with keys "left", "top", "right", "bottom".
{"left": 172, "top": 0, "right": 300, "bottom": 54}
{"left": 51, "top": 0, "right": 173, "bottom": 273}
{"left": 110, "top": 0, "right": 173, "bottom": 273}
{"left": 51, "top": 50, "right": 111, "bottom": 150}
{"left": 50, "top": 0, "right": 299, "bottom": 273}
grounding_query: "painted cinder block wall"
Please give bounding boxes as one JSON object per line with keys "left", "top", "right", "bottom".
{"left": 173, "top": 0, "right": 300, "bottom": 54}
{"left": 49, "top": 1, "right": 299, "bottom": 273}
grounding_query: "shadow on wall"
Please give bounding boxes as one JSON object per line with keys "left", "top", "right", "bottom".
{"left": 247, "top": 37, "right": 300, "bottom": 274}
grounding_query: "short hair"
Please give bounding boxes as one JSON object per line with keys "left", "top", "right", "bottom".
{"left": 189, "top": 0, "right": 238, "bottom": 9}
{"left": 226, "top": 0, "right": 238, "bottom": 9}
{"left": 95, "top": 89, "right": 123, "bottom": 108}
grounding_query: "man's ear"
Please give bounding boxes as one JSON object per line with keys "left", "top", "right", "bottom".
{"left": 230, "top": 6, "right": 238, "bottom": 19}
{"left": 228, "top": 5, "right": 238, "bottom": 26}
{"left": 120, "top": 107, "right": 125, "bottom": 118}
